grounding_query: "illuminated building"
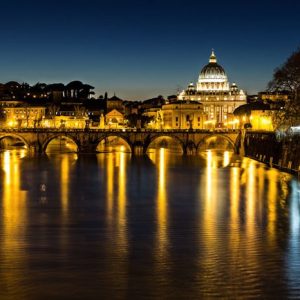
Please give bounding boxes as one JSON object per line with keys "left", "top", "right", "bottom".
{"left": 258, "top": 91, "right": 289, "bottom": 102}
{"left": 234, "top": 102, "right": 274, "bottom": 131}
{"left": 249, "top": 110, "right": 273, "bottom": 131}
{"left": 2, "top": 105, "right": 46, "bottom": 128}
{"left": 161, "top": 101, "right": 206, "bottom": 129}
{"left": 42, "top": 115, "right": 87, "bottom": 129}
{"left": 143, "top": 101, "right": 206, "bottom": 129}
{"left": 105, "top": 109, "right": 125, "bottom": 128}
{"left": 178, "top": 50, "right": 247, "bottom": 127}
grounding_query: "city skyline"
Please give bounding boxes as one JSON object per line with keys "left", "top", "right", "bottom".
{"left": 0, "top": 0, "right": 299, "bottom": 100}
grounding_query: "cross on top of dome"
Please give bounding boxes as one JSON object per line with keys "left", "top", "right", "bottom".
{"left": 209, "top": 49, "right": 217, "bottom": 63}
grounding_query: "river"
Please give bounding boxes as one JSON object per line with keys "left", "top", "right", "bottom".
{"left": 0, "top": 149, "right": 299, "bottom": 299}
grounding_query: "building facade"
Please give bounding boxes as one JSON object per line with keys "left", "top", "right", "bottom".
{"left": 161, "top": 101, "right": 206, "bottom": 129}
{"left": 178, "top": 50, "right": 247, "bottom": 127}
{"left": 2, "top": 105, "right": 46, "bottom": 128}
{"left": 105, "top": 109, "right": 125, "bottom": 129}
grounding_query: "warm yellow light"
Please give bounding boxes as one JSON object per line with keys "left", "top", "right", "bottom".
{"left": 223, "top": 151, "right": 230, "bottom": 167}
{"left": 7, "top": 121, "right": 14, "bottom": 127}
{"left": 204, "top": 120, "right": 216, "bottom": 125}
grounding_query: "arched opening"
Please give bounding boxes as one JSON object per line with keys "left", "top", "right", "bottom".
{"left": 198, "top": 135, "right": 235, "bottom": 167}
{"left": 147, "top": 136, "right": 184, "bottom": 165}
{"left": 45, "top": 136, "right": 78, "bottom": 154}
{"left": 197, "top": 135, "right": 235, "bottom": 152}
{"left": 96, "top": 136, "right": 131, "bottom": 153}
{"left": 147, "top": 136, "right": 184, "bottom": 154}
{"left": 0, "top": 135, "right": 28, "bottom": 151}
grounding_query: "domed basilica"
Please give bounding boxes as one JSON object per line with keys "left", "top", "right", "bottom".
{"left": 178, "top": 50, "right": 246, "bottom": 127}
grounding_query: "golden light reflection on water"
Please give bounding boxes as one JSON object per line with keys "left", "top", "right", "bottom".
{"left": 148, "top": 148, "right": 171, "bottom": 293}
{"left": 197, "top": 151, "right": 292, "bottom": 294}
{"left": 106, "top": 152, "right": 114, "bottom": 219}
{"left": 101, "top": 150, "right": 128, "bottom": 245}
{"left": 148, "top": 149, "right": 169, "bottom": 258}
{"left": 199, "top": 150, "right": 219, "bottom": 287}
{"left": 267, "top": 169, "right": 278, "bottom": 245}
{"left": 200, "top": 150, "right": 233, "bottom": 168}
{"left": 97, "top": 149, "right": 129, "bottom": 294}
{"left": 0, "top": 150, "right": 28, "bottom": 296}
{"left": 157, "top": 148, "right": 168, "bottom": 257}
{"left": 0, "top": 147, "right": 299, "bottom": 298}
{"left": 60, "top": 154, "right": 78, "bottom": 214}
{"left": 117, "top": 149, "right": 127, "bottom": 253}
{"left": 230, "top": 167, "right": 240, "bottom": 227}
{"left": 246, "top": 161, "right": 256, "bottom": 233}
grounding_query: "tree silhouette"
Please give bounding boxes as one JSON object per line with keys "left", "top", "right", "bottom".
{"left": 268, "top": 47, "right": 300, "bottom": 128}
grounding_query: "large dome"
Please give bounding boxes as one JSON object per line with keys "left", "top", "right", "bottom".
{"left": 196, "top": 50, "right": 229, "bottom": 92}
{"left": 199, "top": 63, "right": 227, "bottom": 80}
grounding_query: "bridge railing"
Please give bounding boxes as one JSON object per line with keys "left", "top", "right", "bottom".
{"left": 0, "top": 127, "right": 241, "bottom": 134}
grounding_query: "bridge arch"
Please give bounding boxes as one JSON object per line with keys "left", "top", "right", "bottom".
{"left": 0, "top": 133, "right": 30, "bottom": 149}
{"left": 42, "top": 134, "right": 80, "bottom": 153}
{"left": 197, "top": 134, "right": 237, "bottom": 153}
{"left": 144, "top": 134, "right": 185, "bottom": 154}
{"left": 96, "top": 134, "right": 133, "bottom": 153}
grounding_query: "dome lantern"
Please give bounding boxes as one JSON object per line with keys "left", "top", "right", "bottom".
{"left": 209, "top": 49, "right": 217, "bottom": 63}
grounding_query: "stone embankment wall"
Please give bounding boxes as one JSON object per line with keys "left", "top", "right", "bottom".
{"left": 244, "top": 131, "right": 300, "bottom": 173}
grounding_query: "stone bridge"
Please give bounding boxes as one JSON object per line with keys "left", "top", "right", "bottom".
{"left": 0, "top": 128, "right": 243, "bottom": 155}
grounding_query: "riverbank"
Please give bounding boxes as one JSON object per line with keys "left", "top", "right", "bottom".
{"left": 244, "top": 131, "right": 300, "bottom": 175}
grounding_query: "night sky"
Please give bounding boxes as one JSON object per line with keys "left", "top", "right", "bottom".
{"left": 0, "top": 0, "right": 299, "bottom": 100}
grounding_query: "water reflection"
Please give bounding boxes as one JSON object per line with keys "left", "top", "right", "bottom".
{"left": 0, "top": 149, "right": 299, "bottom": 298}
{"left": 200, "top": 149, "right": 233, "bottom": 168}
{"left": 97, "top": 150, "right": 129, "bottom": 296}
{"left": 0, "top": 150, "right": 28, "bottom": 298}
{"left": 287, "top": 180, "right": 300, "bottom": 297}
{"left": 267, "top": 169, "right": 278, "bottom": 245}
{"left": 149, "top": 148, "right": 169, "bottom": 260}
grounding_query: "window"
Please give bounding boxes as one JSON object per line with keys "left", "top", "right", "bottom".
{"left": 186, "top": 115, "right": 190, "bottom": 121}
{"left": 175, "top": 116, "right": 178, "bottom": 122}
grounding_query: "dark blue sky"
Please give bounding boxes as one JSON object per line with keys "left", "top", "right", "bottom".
{"left": 0, "top": 0, "right": 299, "bottom": 100}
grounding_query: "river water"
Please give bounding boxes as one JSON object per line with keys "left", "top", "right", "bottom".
{"left": 0, "top": 149, "right": 299, "bottom": 299}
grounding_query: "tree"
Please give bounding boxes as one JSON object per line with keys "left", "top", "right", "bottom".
{"left": 74, "top": 104, "right": 87, "bottom": 118}
{"left": 268, "top": 47, "right": 300, "bottom": 128}
{"left": 47, "top": 104, "right": 60, "bottom": 127}
{"left": 126, "top": 113, "right": 153, "bottom": 128}
{"left": 78, "top": 84, "right": 95, "bottom": 99}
